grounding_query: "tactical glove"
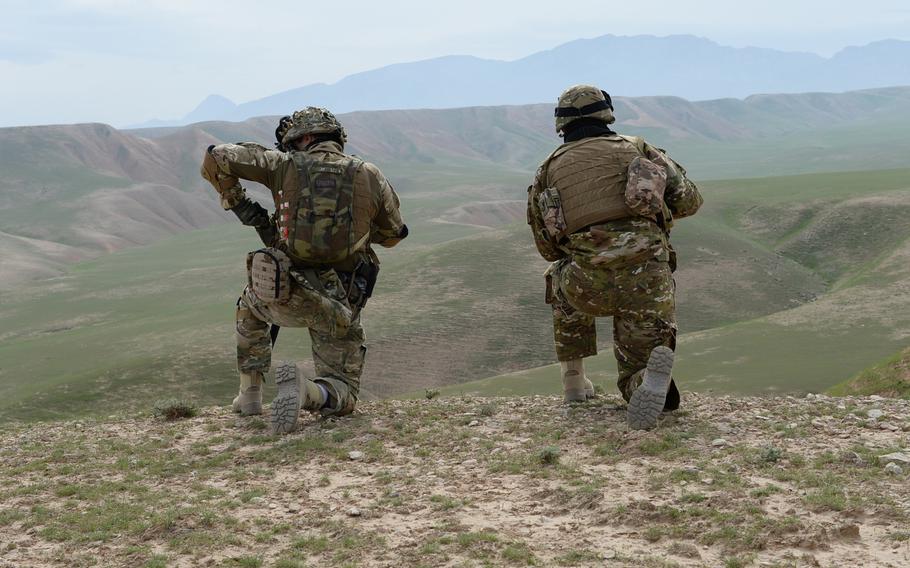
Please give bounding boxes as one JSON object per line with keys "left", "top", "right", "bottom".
{"left": 231, "top": 197, "right": 271, "bottom": 228}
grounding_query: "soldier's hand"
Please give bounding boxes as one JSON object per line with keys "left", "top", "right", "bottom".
{"left": 231, "top": 197, "right": 270, "bottom": 228}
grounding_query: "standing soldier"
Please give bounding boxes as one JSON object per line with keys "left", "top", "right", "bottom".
{"left": 200, "top": 107, "right": 408, "bottom": 433}
{"left": 527, "top": 85, "right": 703, "bottom": 430}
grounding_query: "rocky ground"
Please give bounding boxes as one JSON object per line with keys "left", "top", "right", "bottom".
{"left": 1, "top": 392, "right": 909, "bottom": 568}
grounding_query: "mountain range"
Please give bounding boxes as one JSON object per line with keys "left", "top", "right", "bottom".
{"left": 143, "top": 34, "right": 910, "bottom": 127}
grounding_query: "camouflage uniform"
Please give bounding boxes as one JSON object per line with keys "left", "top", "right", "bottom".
{"left": 528, "top": 88, "right": 702, "bottom": 408}
{"left": 207, "top": 134, "right": 406, "bottom": 416}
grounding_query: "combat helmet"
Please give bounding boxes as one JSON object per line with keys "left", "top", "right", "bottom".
{"left": 554, "top": 84, "right": 615, "bottom": 135}
{"left": 280, "top": 106, "right": 347, "bottom": 146}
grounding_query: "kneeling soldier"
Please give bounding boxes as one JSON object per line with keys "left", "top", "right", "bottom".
{"left": 527, "top": 85, "right": 703, "bottom": 429}
{"left": 201, "top": 107, "right": 408, "bottom": 432}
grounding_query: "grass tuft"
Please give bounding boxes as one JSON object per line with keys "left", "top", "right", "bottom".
{"left": 152, "top": 399, "right": 198, "bottom": 421}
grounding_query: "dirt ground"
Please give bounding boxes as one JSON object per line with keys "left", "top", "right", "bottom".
{"left": 1, "top": 392, "right": 908, "bottom": 567}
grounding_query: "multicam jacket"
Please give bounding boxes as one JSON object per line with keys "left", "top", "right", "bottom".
{"left": 527, "top": 134, "right": 703, "bottom": 271}
{"left": 210, "top": 140, "right": 407, "bottom": 268}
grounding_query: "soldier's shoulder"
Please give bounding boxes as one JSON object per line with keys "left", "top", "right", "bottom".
{"left": 617, "top": 134, "right": 644, "bottom": 146}
{"left": 359, "top": 160, "right": 384, "bottom": 178}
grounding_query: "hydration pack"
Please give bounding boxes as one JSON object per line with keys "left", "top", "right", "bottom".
{"left": 278, "top": 153, "right": 365, "bottom": 265}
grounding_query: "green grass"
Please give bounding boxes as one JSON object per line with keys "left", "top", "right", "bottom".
{"left": 2, "top": 147, "right": 910, "bottom": 420}
{"left": 829, "top": 345, "right": 910, "bottom": 399}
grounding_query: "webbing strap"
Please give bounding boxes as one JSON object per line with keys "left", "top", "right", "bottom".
{"left": 554, "top": 98, "right": 612, "bottom": 117}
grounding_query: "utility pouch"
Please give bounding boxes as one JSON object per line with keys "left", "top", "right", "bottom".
{"left": 625, "top": 156, "right": 667, "bottom": 217}
{"left": 247, "top": 248, "right": 292, "bottom": 304}
{"left": 340, "top": 261, "right": 380, "bottom": 309}
{"left": 537, "top": 187, "right": 567, "bottom": 241}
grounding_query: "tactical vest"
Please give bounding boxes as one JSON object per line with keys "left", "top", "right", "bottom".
{"left": 278, "top": 153, "right": 368, "bottom": 265}
{"left": 545, "top": 136, "right": 643, "bottom": 234}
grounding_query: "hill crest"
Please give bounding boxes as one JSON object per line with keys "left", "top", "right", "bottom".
{"left": 1, "top": 393, "right": 908, "bottom": 567}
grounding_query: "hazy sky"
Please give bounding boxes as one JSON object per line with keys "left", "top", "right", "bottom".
{"left": 1, "top": 0, "right": 908, "bottom": 127}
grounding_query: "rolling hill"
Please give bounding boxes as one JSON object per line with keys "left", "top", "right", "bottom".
{"left": 2, "top": 88, "right": 910, "bottom": 422}
{"left": 4, "top": 87, "right": 910, "bottom": 288}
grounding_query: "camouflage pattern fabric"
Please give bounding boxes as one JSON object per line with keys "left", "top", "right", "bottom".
{"left": 207, "top": 140, "right": 407, "bottom": 257}
{"left": 625, "top": 156, "right": 668, "bottom": 218}
{"left": 555, "top": 84, "right": 616, "bottom": 134}
{"left": 282, "top": 107, "right": 348, "bottom": 145}
{"left": 528, "top": 128, "right": 702, "bottom": 407}
{"left": 203, "top": 126, "right": 407, "bottom": 418}
{"left": 548, "top": 257, "right": 677, "bottom": 401}
{"left": 236, "top": 268, "right": 364, "bottom": 417}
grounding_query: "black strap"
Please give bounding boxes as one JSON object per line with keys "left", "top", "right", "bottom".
{"left": 554, "top": 98, "right": 612, "bottom": 118}
{"left": 269, "top": 324, "right": 280, "bottom": 347}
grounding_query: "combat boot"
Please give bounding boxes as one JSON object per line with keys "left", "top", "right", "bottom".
{"left": 561, "top": 359, "right": 588, "bottom": 403}
{"left": 232, "top": 371, "right": 263, "bottom": 416}
{"left": 627, "top": 346, "right": 675, "bottom": 430}
{"left": 271, "top": 361, "right": 327, "bottom": 434}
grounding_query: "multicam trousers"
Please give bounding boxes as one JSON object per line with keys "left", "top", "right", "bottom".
{"left": 236, "top": 269, "right": 366, "bottom": 416}
{"left": 548, "top": 257, "right": 680, "bottom": 409}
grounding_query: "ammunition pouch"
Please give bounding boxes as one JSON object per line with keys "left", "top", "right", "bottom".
{"left": 624, "top": 156, "right": 667, "bottom": 218}
{"left": 537, "top": 187, "right": 568, "bottom": 241}
{"left": 247, "top": 248, "right": 292, "bottom": 305}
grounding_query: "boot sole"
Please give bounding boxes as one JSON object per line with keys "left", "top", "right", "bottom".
{"left": 627, "top": 346, "right": 674, "bottom": 430}
{"left": 271, "top": 362, "right": 301, "bottom": 434}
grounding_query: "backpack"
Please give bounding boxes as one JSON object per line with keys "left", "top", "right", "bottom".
{"left": 279, "top": 153, "right": 365, "bottom": 265}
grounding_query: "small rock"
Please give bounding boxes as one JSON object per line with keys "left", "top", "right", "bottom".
{"left": 885, "top": 463, "right": 903, "bottom": 475}
{"left": 711, "top": 438, "right": 727, "bottom": 447}
{"left": 840, "top": 451, "right": 864, "bottom": 465}
{"left": 880, "top": 452, "right": 910, "bottom": 465}
{"left": 836, "top": 403, "right": 847, "bottom": 410}
{"left": 347, "top": 507, "right": 362, "bottom": 517}
{"left": 837, "top": 524, "right": 861, "bottom": 540}
{"left": 348, "top": 451, "right": 365, "bottom": 461}
{"left": 287, "top": 503, "right": 301, "bottom": 513}
{"left": 811, "top": 418, "right": 826, "bottom": 428}
{"left": 867, "top": 409, "right": 884, "bottom": 420}
{"left": 716, "top": 423, "right": 733, "bottom": 434}
{"left": 468, "top": 420, "right": 480, "bottom": 427}
{"left": 682, "top": 465, "right": 700, "bottom": 474}
{"left": 461, "top": 459, "right": 478, "bottom": 467}
{"left": 701, "top": 477, "right": 714, "bottom": 486}
{"left": 787, "top": 422, "right": 798, "bottom": 430}
{"left": 603, "top": 549, "right": 617, "bottom": 559}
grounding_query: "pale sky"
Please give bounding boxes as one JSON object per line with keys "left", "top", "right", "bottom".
{"left": 1, "top": 0, "right": 908, "bottom": 127}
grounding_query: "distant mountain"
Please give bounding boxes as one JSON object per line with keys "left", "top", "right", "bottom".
{"left": 146, "top": 35, "right": 910, "bottom": 126}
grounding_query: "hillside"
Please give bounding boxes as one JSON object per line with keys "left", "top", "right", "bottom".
{"left": 830, "top": 347, "right": 910, "bottom": 399}
{"left": 1, "top": 394, "right": 908, "bottom": 567}
{"left": 4, "top": 86, "right": 910, "bottom": 287}
{"left": 3, "top": 165, "right": 910, "bottom": 423}
{"left": 160, "top": 35, "right": 910, "bottom": 125}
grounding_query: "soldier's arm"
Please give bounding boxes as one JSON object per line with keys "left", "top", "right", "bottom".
{"left": 527, "top": 171, "right": 564, "bottom": 262}
{"left": 641, "top": 142, "right": 704, "bottom": 220}
{"left": 201, "top": 142, "right": 285, "bottom": 209}
{"left": 366, "top": 163, "right": 408, "bottom": 248}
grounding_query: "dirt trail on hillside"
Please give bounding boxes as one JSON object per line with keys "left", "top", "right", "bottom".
{"left": 1, "top": 393, "right": 909, "bottom": 567}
